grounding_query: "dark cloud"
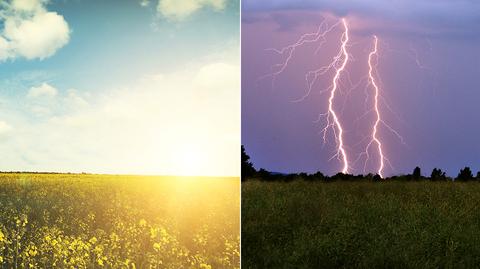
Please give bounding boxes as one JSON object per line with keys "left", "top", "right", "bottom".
{"left": 243, "top": 0, "right": 480, "bottom": 39}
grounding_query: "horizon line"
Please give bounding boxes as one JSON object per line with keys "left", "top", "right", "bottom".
{"left": 0, "top": 171, "right": 240, "bottom": 178}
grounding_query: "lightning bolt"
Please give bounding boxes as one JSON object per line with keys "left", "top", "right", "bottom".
{"left": 298, "top": 18, "right": 351, "bottom": 173}
{"left": 356, "top": 35, "right": 405, "bottom": 178}
{"left": 367, "top": 36, "right": 385, "bottom": 177}
{"left": 259, "top": 18, "right": 352, "bottom": 174}
{"left": 258, "top": 19, "right": 340, "bottom": 88}
{"left": 258, "top": 18, "right": 407, "bottom": 176}
{"left": 323, "top": 18, "right": 350, "bottom": 174}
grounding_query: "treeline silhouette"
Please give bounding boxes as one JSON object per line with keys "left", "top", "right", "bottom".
{"left": 0, "top": 171, "right": 90, "bottom": 175}
{"left": 242, "top": 146, "right": 480, "bottom": 182}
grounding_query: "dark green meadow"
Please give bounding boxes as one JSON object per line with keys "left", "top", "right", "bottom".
{"left": 242, "top": 180, "right": 480, "bottom": 269}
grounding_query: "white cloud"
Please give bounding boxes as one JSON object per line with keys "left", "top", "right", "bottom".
{"left": 65, "top": 89, "right": 88, "bottom": 108}
{"left": 11, "top": 0, "right": 44, "bottom": 13}
{"left": 25, "top": 84, "right": 90, "bottom": 117}
{"left": 140, "top": 0, "right": 150, "bottom": 7}
{"left": 0, "top": 37, "right": 10, "bottom": 60}
{"left": 194, "top": 62, "right": 238, "bottom": 91}
{"left": 27, "top": 82, "right": 57, "bottom": 98}
{"left": 0, "top": 121, "right": 13, "bottom": 137}
{"left": 0, "top": 0, "right": 70, "bottom": 61}
{"left": 157, "top": 0, "right": 227, "bottom": 21}
{"left": 28, "top": 105, "right": 51, "bottom": 116}
{"left": 0, "top": 53, "right": 240, "bottom": 176}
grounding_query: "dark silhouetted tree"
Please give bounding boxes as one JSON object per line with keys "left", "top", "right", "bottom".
{"left": 430, "top": 168, "right": 447, "bottom": 181}
{"left": 310, "top": 171, "right": 325, "bottom": 181}
{"left": 373, "top": 174, "right": 382, "bottom": 182}
{"left": 456, "top": 167, "right": 474, "bottom": 181}
{"left": 412, "top": 166, "right": 421, "bottom": 180}
{"left": 241, "top": 146, "right": 256, "bottom": 181}
{"left": 331, "top": 173, "right": 344, "bottom": 181}
{"left": 477, "top": 171, "right": 480, "bottom": 180}
{"left": 257, "top": 168, "right": 271, "bottom": 180}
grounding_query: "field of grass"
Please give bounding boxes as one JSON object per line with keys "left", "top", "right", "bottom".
{"left": 0, "top": 173, "right": 239, "bottom": 268}
{"left": 242, "top": 180, "right": 480, "bottom": 268}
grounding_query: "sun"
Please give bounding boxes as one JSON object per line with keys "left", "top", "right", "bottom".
{"left": 171, "top": 144, "right": 210, "bottom": 176}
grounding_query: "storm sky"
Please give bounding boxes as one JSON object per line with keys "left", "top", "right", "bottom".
{"left": 242, "top": 0, "right": 480, "bottom": 176}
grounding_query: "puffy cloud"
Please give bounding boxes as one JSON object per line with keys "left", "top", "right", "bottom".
{"left": 157, "top": 0, "right": 227, "bottom": 21}
{"left": 0, "top": 37, "right": 10, "bottom": 60}
{"left": 0, "top": 0, "right": 70, "bottom": 61}
{"left": 65, "top": 89, "right": 88, "bottom": 108}
{"left": 10, "top": 0, "right": 44, "bottom": 13}
{"left": 193, "top": 62, "right": 238, "bottom": 91}
{"left": 0, "top": 58, "right": 240, "bottom": 176}
{"left": 25, "top": 84, "right": 90, "bottom": 117}
{"left": 0, "top": 121, "right": 13, "bottom": 137}
{"left": 27, "top": 82, "right": 58, "bottom": 98}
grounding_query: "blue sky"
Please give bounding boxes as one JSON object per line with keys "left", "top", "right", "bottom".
{"left": 0, "top": 0, "right": 240, "bottom": 176}
{"left": 1, "top": 0, "right": 239, "bottom": 96}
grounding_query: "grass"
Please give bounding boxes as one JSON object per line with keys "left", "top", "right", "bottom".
{"left": 242, "top": 180, "right": 480, "bottom": 269}
{"left": 0, "top": 173, "right": 239, "bottom": 268}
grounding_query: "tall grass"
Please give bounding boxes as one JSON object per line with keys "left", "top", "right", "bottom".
{"left": 242, "top": 180, "right": 480, "bottom": 268}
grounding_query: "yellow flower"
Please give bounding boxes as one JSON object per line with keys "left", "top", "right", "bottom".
{"left": 199, "top": 263, "right": 211, "bottom": 269}
{"left": 28, "top": 247, "right": 37, "bottom": 257}
{"left": 97, "top": 259, "right": 104, "bottom": 266}
{"left": 139, "top": 219, "right": 147, "bottom": 227}
{"left": 150, "top": 227, "right": 158, "bottom": 239}
{"left": 153, "top": 242, "right": 161, "bottom": 251}
{"left": 89, "top": 237, "right": 97, "bottom": 244}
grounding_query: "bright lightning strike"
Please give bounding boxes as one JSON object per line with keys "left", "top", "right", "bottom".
{"left": 324, "top": 18, "right": 350, "bottom": 174}
{"left": 258, "top": 19, "right": 340, "bottom": 88}
{"left": 358, "top": 35, "right": 406, "bottom": 178}
{"left": 367, "top": 35, "right": 386, "bottom": 177}
{"left": 259, "top": 18, "right": 352, "bottom": 174}
{"left": 259, "top": 17, "right": 406, "bottom": 176}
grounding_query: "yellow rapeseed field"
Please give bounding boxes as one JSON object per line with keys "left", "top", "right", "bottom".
{"left": 0, "top": 173, "right": 239, "bottom": 268}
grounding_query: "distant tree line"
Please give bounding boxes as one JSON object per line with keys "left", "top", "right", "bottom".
{"left": 242, "top": 146, "right": 480, "bottom": 182}
{"left": 0, "top": 171, "right": 89, "bottom": 175}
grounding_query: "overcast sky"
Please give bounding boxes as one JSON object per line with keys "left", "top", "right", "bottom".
{"left": 242, "top": 0, "right": 480, "bottom": 176}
